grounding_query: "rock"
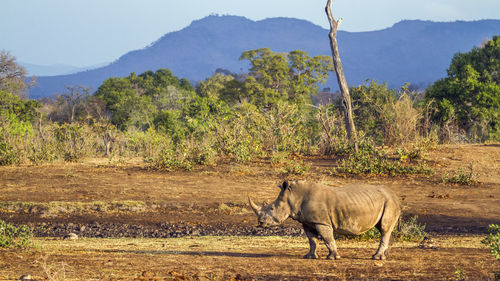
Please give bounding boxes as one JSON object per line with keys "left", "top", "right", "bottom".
{"left": 19, "top": 275, "right": 32, "bottom": 281}
{"left": 63, "top": 233, "right": 78, "bottom": 240}
{"left": 418, "top": 237, "right": 438, "bottom": 249}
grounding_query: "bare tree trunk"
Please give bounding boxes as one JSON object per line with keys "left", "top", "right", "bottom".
{"left": 325, "top": 0, "right": 359, "bottom": 152}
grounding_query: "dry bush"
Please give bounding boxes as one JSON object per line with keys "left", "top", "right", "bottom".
{"left": 383, "top": 94, "right": 422, "bottom": 146}
{"left": 316, "top": 105, "right": 350, "bottom": 155}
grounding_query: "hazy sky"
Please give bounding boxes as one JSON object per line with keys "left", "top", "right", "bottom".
{"left": 2, "top": 0, "right": 500, "bottom": 66}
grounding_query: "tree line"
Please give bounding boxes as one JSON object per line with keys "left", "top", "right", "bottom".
{"left": 0, "top": 37, "right": 499, "bottom": 168}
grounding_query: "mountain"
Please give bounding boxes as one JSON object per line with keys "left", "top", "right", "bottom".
{"left": 21, "top": 62, "right": 109, "bottom": 77}
{"left": 29, "top": 15, "right": 500, "bottom": 98}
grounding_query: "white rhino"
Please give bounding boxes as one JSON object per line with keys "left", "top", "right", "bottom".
{"left": 249, "top": 180, "right": 401, "bottom": 260}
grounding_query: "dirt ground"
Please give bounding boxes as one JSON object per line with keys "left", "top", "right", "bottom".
{"left": 0, "top": 144, "right": 499, "bottom": 280}
{"left": 0, "top": 236, "right": 496, "bottom": 280}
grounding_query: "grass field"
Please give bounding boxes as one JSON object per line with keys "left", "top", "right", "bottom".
{"left": 1, "top": 236, "right": 496, "bottom": 280}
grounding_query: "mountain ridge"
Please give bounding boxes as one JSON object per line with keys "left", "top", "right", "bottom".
{"left": 29, "top": 15, "right": 500, "bottom": 98}
{"left": 21, "top": 62, "right": 110, "bottom": 77}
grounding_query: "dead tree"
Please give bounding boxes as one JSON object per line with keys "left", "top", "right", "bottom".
{"left": 325, "top": 0, "right": 359, "bottom": 152}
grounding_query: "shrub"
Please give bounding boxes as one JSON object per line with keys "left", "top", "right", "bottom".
{"left": 260, "top": 101, "right": 313, "bottom": 155}
{"left": 54, "top": 123, "right": 86, "bottom": 161}
{"left": 280, "top": 159, "right": 311, "bottom": 176}
{"left": 0, "top": 140, "right": 19, "bottom": 165}
{"left": 332, "top": 140, "right": 433, "bottom": 176}
{"left": 483, "top": 224, "right": 500, "bottom": 260}
{"left": 27, "top": 124, "right": 59, "bottom": 164}
{"left": 349, "top": 81, "right": 422, "bottom": 146}
{"left": 212, "top": 103, "right": 265, "bottom": 162}
{"left": 0, "top": 111, "right": 34, "bottom": 165}
{"left": 344, "top": 214, "right": 427, "bottom": 242}
{"left": 0, "top": 219, "right": 32, "bottom": 248}
{"left": 393, "top": 215, "right": 427, "bottom": 242}
{"left": 395, "top": 137, "right": 438, "bottom": 162}
{"left": 270, "top": 151, "right": 289, "bottom": 166}
{"left": 482, "top": 224, "right": 500, "bottom": 280}
{"left": 383, "top": 93, "right": 422, "bottom": 146}
{"left": 145, "top": 130, "right": 217, "bottom": 171}
{"left": 316, "top": 105, "right": 350, "bottom": 156}
{"left": 351, "top": 227, "right": 381, "bottom": 241}
{"left": 143, "top": 134, "right": 186, "bottom": 170}
{"left": 441, "top": 163, "right": 476, "bottom": 185}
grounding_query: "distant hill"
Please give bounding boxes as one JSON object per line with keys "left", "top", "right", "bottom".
{"left": 29, "top": 15, "right": 500, "bottom": 98}
{"left": 21, "top": 62, "right": 109, "bottom": 77}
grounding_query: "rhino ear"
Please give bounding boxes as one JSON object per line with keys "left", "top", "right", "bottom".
{"left": 281, "top": 180, "right": 289, "bottom": 190}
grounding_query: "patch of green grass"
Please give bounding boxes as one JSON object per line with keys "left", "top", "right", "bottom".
{"left": 442, "top": 163, "right": 477, "bottom": 186}
{"left": 0, "top": 219, "right": 32, "bottom": 248}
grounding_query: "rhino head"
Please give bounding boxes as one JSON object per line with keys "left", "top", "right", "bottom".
{"left": 248, "top": 180, "right": 292, "bottom": 227}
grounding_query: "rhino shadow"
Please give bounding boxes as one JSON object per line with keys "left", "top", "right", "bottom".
{"left": 407, "top": 213, "right": 500, "bottom": 234}
{"left": 96, "top": 249, "right": 285, "bottom": 258}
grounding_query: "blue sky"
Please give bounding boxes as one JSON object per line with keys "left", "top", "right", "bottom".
{"left": 2, "top": 0, "right": 500, "bottom": 66}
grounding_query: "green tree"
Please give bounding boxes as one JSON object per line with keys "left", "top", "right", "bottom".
{"left": 426, "top": 36, "right": 500, "bottom": 141}
{"left": 0, "top": 90, "right": 41, "bottom": 123}
{"left": 95, "top": 69, "right": 194, "bottom": 130}
{"left": 0, "top": 91, "right": 40, "bottom": 165}
{"left": 349, "top": 81, "right": 397, "bottom": 142}
{"left": 239, "top": 48, "right": 332, "bottom": 108}
{"left": 196, "top": 73, "right": 235, "bottom": 99}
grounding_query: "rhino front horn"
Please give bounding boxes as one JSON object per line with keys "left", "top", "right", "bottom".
{"left": 248, "top": 197, "right": 262, "bottom": 215}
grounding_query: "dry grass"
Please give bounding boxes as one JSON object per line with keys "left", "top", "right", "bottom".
{"left": 1, "top": 236, "right": 495, "bottom": 280}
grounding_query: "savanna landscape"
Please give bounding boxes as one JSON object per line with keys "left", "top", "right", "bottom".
{"left": 1, "top": 8, "right": 500, "bottom": 280}
{"left": 0, "top": 144, "right": 499, "bottom": 280}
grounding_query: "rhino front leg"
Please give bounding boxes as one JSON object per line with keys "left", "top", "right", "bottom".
{"left": 302, "top": 224, "right": 318, "bottom": 259}
{"left": 316, "top": 224, "right": 341, "bottom": 260}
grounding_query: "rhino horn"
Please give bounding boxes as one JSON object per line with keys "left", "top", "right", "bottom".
{"left": 248, "top": 197, "right": 262, "bottom": 215}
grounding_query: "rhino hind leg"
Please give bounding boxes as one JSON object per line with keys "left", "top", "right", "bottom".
{"left": 315, "top": 224, "right": 341, "bottom": 260}
{"left": 372, "top": 202, "right": 400, "bottom": 260}
{"left": 302, "top": 224, "right": 319, "bottom": 259}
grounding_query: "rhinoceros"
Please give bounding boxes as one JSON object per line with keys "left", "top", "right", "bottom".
{"left": 249, "top": 180, "right": 401, "bottom": 260}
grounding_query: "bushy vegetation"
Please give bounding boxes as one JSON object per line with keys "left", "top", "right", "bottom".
{"left": 426, "top": 36, "right": 500, "bottom": 142}
{"left": 393, "top": 215, "right": 428, "bottom": 242}
{"left": 348, "top": 214, "right": 427, "bottom": 242}
{"left": 441, "top": 163, "right": 477, "bottom": 186}
{"left": 1, "top": 39, "right": 499, "bottom": 172}
{"left": 482, "top": 224, "right": 500, "bottom": 280}
{"left": 0, "top": 219, "right": 32, "bottom": 248}
{"left": 483, "top": 224, "right": 500, "bottom": 260}
{"left": 331, "top": 139, "right": 433, "bottom": 176}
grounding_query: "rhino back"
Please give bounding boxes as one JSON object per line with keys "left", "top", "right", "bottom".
{"left": 296, "top": 184, "right": 398, "bottom": 235}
